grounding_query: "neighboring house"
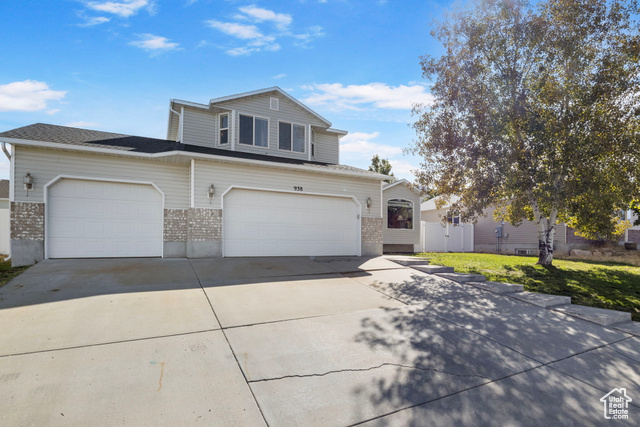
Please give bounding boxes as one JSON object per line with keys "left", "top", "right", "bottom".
{"left": 382, "top": 179, "right": 421, "bottom": 253}
{"left": 0, "top": 87, "right": 388, "bottom": 266}
{"left": 0, "top": 180, "right": 9, "bottom": 255}
{"left": 421, "top": 198, "right": 640, "bottom": 254}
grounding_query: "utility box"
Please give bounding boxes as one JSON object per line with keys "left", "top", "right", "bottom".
{"left": 495, "top": 226, "right": 503, "bottom": 238}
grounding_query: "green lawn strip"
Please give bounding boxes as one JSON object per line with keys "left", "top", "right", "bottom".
{"left": 416, "top": 253, "right": 640, "bottom": 322}
{"left": 0, "top": 259, "right": 29, "bottom": 288}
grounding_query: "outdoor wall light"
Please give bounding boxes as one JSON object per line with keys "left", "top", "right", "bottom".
{"left": 207, "top": 184, "right": 215, "bottom": 201}
{"left": 23, "top": 172, "right": 33, "bottom": 196}
{"left": 366, "top": 197, "right": 372, "bottom": 209}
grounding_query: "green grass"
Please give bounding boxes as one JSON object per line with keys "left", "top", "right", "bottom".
{"left": 416, "top": 252, "right": 640, "bottom": 321}
{"left": 0, "top": 258, "right": 29, "bottom": 288}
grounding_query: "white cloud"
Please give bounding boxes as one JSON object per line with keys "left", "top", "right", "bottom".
{"left": 340, "top": 132, "right": 403, "bottom": 158}
{"left": 0, "top": 80, "right": 66, "bottom": 112}
{"left": 65, "top": 121, "right": 100, "bottom": 128}
{"left": 303, "top": 82, "right": 434, "bottom": 111}
{"left": 129, "top": 34, "right": 180, "bottom": 55}
{"left": 46, "top": 109, "right": 61, "bottom": 115}
{"left": 293, "top": 25, "right": 325, "bottom": 46}
{"left": 84, "top": 0, "right": 155, "bottom": 18}
{"left": 238, "top": 5, "right": 292, "bottom": 31}
{"left": 205, "top": 6, "right": 323, "bottom": 56}
{"left": 273, "top": 73, "right": 287, "bottom": 79}
{"left": 78, "top": 15, "right": 110, "bottom": 26}
{"left": 206, "top": 21, "right": 264, "bottom": 40}
{"left": 339, "top": 131, "right": 419, "bottom": 180}
{"left": 387, "top": 159, "right": 418, "bottom": 178}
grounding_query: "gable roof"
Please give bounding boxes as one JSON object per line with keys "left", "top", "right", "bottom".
{"left": 0, "top": 123, "right": 386, "bottom": 180}
{"left": 208, "top": 87, "right": 332, "bottom": 127}
{"left": 383, "top": 179, "right": 421, "bottom": 194}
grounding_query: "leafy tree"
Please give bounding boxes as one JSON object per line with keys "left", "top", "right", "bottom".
{"left": 411, "top": 0, "right": 640, "bottom": 265}
{"left": 368, "top": 154, "right": 395, "bottom": 182}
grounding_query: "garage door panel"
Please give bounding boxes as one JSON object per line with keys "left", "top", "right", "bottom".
{"left": 48, "top": 179, "right": 163, "bottom": 258}
{"left": 224, "top": 189, "right": 359, "bottom": 257}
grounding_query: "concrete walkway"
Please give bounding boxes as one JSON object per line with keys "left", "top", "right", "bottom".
{"left": 0, "top": 257, "right": 638, "bottom": 426}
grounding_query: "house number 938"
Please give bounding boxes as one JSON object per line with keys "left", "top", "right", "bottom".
{"left": 293, "top": 186, "right": 303, "bottom": 191}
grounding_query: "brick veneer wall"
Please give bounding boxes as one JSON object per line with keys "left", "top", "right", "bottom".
{"left": 11, "top": 202, "right": 44, "bottom": 240}
{"left": 628, "top": 229, "right": 640, "bottom": 244}
{"left": 361, "top": 217, "right": 383, "bottom": 244}
{"left": 164, "top": 209, "right": 188, "bottom": 241}
{"left": 187, "top": 208, "right": 222, "bottom": 242}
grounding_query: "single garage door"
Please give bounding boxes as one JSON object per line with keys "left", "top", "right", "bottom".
{"left": 47, "top": 179, "right": 163, "bottom": 258}
{"left": 223, "top": 188, "right": 360, "bottom": 257}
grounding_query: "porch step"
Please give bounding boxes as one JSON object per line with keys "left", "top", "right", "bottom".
{"left": 613, "top": 321, "right": 640, "bottom": 337}
{"left": 435, "top": 272, "right": 487, "bottom": 283}
{"left": 413, "top": 265, "right": 454, "bottom": 274}
{"left": 384, "top": 256, "right": 430, "bottom": 267}
{"left": 551, "top": 304, "right": 632, "bottom": 326}
{"left": 508, "top": 291, "right": 571, "bottom": 308}
{"left": 468, "top": 281, "right": 524, "bottom": 295}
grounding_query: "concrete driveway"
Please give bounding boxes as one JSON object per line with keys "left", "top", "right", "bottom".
{"left": 0, "top": 257, "right": 638, "bottom": 426}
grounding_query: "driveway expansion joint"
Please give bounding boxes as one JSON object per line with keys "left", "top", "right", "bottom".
{"left": 246, "top": 362, "right": 492, "bottom": 384}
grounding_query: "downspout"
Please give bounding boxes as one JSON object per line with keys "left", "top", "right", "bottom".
{"left": 1, "top": 141, "right": 10, "bottom": 261}
{"left": 1, "top": 142, "right": 11, "bottom": 161}
{"left": 169, "top": 103, "right": 182, "bottom": 142}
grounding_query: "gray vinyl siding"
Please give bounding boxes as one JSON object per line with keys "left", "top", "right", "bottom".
{"left": 182, "top": 107, "right": 217, "bottom": 148}
{"left": 13, "top": 146, "right": 189, "bottom": 209}
{"left": 214, "top": 94, "right": 325, "bottom": 161}
{"left": 383, "top": 184, "right": 421, "bottom": 245}
{"left": 420, "top": 208, "right": 445, "bottom": 223}
{"left": 474, "top": 207, "right": 567, "bottom": 245}
{"left": 422, "top": 206, "right": 567, "bottom": 246}
{"left": 313, "top": 131, "right": 339, "bottom": 164}
{"left": 193, "top": 159, "right": 382, "bottom": 218}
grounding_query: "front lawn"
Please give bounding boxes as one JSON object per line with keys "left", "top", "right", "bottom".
{"left": 416, "top": 252, "right": 640, "bottom": 321}
{"left": 0, "top": 258, "right": 29, "bottom": 288}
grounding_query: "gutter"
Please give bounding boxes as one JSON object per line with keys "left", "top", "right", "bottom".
{"left": 0, "top": 137, "right": 390, "bottom": 181}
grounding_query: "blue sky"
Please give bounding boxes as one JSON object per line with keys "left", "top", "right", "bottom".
{"left": 0, "top": 0, "right": 461, "bottom": 180}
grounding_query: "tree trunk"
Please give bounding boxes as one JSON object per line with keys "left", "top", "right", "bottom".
{"left": 532, "top": 202, "right": 558, "bottom": 266}
{"left": 537, "top": 233, "right": 554, "bottom": 266}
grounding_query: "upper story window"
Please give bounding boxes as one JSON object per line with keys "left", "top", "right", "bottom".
{"left": 239, "top": 114, "right": 268, "bottom": 147}
{"left": 388, "top": 199, "right": 413, "bottom": 229}
{"left": 279, "top": 122, "right": 305, "bottom": 153}
{"left": 219, "top": 114, "right": 229, "bottom": 145}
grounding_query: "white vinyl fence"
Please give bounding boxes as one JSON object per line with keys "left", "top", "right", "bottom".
{"left": 0, "top": 208, "right": 9, "bottom": 255}
{"left": 421, "top": 222, "right": 474, "bottom": 252}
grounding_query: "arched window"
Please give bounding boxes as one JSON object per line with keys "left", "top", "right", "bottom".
{"left": 387, "top": 199, "right": 413, "bottom": 229}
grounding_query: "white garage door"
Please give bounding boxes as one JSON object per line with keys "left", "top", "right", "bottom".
{"left": 223, "top": 189, "right": 360, "bottom": 257}
{"left": 47, "top": 179, "right": 163, "bottom": 258}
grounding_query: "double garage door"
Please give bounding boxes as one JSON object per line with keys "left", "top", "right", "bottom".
{"left": 47, "top": 180, "right": 360, "bottom": 258}
{"left": 223, "top": 189, "right": 360, "bottom": 257}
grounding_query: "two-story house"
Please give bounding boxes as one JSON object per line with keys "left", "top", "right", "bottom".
{"left": 0, "top": 87, "right": 387, "bottom": 266}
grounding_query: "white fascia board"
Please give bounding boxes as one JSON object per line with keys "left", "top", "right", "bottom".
{"left": 383, "top": 178, "right": 421, "bottom": 194}
{"left": 209, "top": 87, "right": 333, "bottom": 128}
{"left": 326, "top": 128, "right": 348, "bottom": 136}
{"left": 1, "top": 137, "right": 389, "bottom": 181}
{"left": 171, "top": 99, "right": 209, "bottom": 110}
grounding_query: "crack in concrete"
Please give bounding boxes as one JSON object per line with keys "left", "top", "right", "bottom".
{"left": 247, "top": 362, "right": 491, "bottom": 383}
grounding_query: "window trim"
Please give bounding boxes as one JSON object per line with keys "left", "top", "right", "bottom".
{"left": 277, "top": 120, "right": 306, "bottom": 154}
{"left": 219, "top": 113, "right": 229, "bottom": 145}
{"left": 238, "top": 113, "right": 270, "bottom": 148}
{"left": 387, "top": 198, "right": 414, "bottom": 230}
